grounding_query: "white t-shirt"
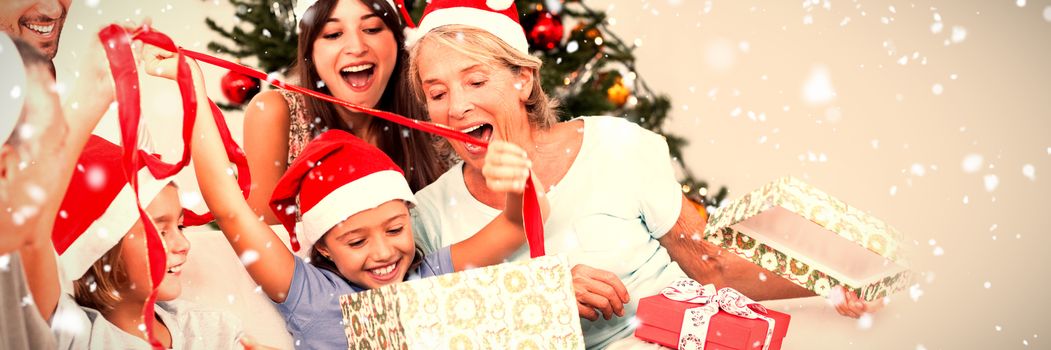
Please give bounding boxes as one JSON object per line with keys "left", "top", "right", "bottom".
{"left": 413, "top": 116, "right": 686, "bottom": 349}
{"left": 51, "top": 294, "right": 244, "bottom": 350}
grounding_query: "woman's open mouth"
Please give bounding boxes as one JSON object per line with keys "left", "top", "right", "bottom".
{"left": 340, "top": 63, "right": 375, "bottom": 92}
{"left": 460, "top": 123, "right": 493, "bottom": 155}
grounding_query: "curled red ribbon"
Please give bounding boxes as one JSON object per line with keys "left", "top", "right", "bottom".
{"left": 99, "top": 23, "right": 546, "bottom": 348}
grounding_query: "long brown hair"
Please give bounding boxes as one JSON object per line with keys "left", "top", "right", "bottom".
{"left": 294, "top": 0, "right": 445, "bottom": 192}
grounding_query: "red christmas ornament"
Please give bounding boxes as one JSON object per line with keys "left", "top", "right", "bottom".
{"left": 220, "top": 70, "right": 261, "bottom": 106}
{"left": 524, "top": 10, "right": 564, "bottom": 51}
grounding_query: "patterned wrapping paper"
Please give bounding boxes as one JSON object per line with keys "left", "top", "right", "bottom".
{"left": 339, "top": 255, "right": 585, "bottom": 349}
{"left": 703, "top": 176, "right": 913, "bottom": 301}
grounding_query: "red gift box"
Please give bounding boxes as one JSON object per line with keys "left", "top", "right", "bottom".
{"left": 635, "top": 294, "right": 791, "bottom": 350}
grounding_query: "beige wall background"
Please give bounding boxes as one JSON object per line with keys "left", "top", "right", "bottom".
{"left": 53, "top": 0, "right": 1050, "bottom": 349}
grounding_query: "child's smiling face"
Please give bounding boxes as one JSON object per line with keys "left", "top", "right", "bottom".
{"left": 317, "top": 200, "right": 415, "bottom": 289}
{"left": 119, "top": 184, "right": 188, "bottom": 302}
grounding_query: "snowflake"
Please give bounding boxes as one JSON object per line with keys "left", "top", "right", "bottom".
{"left": 961, "top": 154, "right": 983, "bottom": 173}
{"left": 803, "top": 66, "right": 835, "bottom": 105}
{"left": 1022, "top": 164, "right": 1036, "bottom": 181}
{"left": 1044, "top": 6, "right": 1051, "bottom": 22}
{"left": 951, "top": 26, "right": 968, "bottom": 43}
{"left": 240, "top": 250, "right": 260, "bottom": 266}
{"left": 0, "top": 254, "right": 9, "bottom": 271}
{"left": 85, "top": 165, "right": 107, "bottom": 190}
{"left": 930, "top": 20, "right": 944, "bottom": 34}
{"left": 910, "top": 163, "right": 926, "bottom": 177}
{"left": 909, "top": 284, "right": 923, "bottom": 302}
{"left": 857, "top": 313, "right": 874, "bottom": 329}
{"left": 932, "top": 83, "right": 944, "bottom": 95}
{"left": 932, "top": 246, "right": 945, "bottom": 256}
{"left": 983, "top": 174, "right": 999, "bottom": 192}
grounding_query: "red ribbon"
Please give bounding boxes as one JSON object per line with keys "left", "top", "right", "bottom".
{"left": 98, "top": 23, "right": 546, "bottom": 348}
{"left": 99, "top": 25, "right": 252, "bottom": 349}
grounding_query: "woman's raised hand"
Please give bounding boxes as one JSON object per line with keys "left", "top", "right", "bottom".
{"left": 482, "top": 140, "right": 532, "bottom": 194}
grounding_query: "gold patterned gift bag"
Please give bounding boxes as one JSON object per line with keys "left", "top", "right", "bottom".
{"left": 704, "top": 176, "right": 913, "bottom": 301}
{"left": 339, "top": 255, "right": 585, "bottom": 349}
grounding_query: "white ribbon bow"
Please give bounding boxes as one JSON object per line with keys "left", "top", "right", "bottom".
{"left": 660, "top": 278, "right": 776, "bottom": 350}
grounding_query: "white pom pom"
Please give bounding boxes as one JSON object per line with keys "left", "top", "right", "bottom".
{"left": 486, "top": 0, "right": 514, "bottom": 11}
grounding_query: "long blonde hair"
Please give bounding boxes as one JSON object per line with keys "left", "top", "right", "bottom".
{"left": 73, "top": 241, "right": 128, "bottom": 312}
{"left": 408, "top": 25, "right": 559, "bottom": 129}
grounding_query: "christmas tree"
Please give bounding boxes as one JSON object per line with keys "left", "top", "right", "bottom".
{"left": 206, "top": 0, "right": 728, "bottom": 212}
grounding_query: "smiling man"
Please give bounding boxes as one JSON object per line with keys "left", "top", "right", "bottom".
{"left": 0, "top": 0, "right": 70, "bottom": 72}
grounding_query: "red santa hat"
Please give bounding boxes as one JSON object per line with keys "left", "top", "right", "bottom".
{"left": 407, "top": 0, "right": 529, "bottom": 54}
{"left": 270, "top": 130, "right": 415, "bottom": 252}
{"left": 51, "top": 135, "right": 173, "bottom": 281}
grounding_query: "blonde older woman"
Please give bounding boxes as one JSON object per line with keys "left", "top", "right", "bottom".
{"left": 406, "top": 1, "right": 872, "bottom": 348}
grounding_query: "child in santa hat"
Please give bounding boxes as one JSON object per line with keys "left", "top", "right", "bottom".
{"left": 140, "top": 32, "right": 546, "bottom": 348}
{"left": 36, "top": 135, "right": 250, "bottom": 349}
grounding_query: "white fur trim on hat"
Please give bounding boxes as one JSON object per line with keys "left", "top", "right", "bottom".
{"left": 0, "top": 33, "right": 27, "bottom": 145}
{"left": 406, "top": 6, "right": 529, "bottom": 54}
{"left": 59, "top": 169, "right": 172, "bottom": 281}
{"left": 486, "top": 0, "right": 513, "bottom": 11}
{"left": 294, "top": 0, "right": 400, "bottom": 24}
{"left": 299, "top": 170, "right": 415, "bottom": 248}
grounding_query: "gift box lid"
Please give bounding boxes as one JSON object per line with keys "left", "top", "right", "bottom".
{"left": 704, "top": 176, "right": 912, "bottom": 300}
{"left": 635, "top": 294, "right": 791, "bottom": 349}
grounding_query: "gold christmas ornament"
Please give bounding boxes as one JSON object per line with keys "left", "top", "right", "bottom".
{"left": 607, "top": 77, "right": 631, "bottom": 107}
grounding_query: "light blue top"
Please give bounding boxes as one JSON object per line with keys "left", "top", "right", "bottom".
{"left": 413, "top": 116, "right": 686, "bottom": 349}
{"left": 274, "top": 247, "right": 454, "bottom": 349}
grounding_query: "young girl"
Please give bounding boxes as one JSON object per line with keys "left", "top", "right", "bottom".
{"left": 142, "top": 40, "right": 545, "bottom": 348}
{"left": 243, "top": 0, "right": 448, "bottom": 225}
{"left": 40, "top": 135, "right": 247, "bottom": 349}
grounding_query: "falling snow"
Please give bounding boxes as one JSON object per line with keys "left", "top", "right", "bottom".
{"left": 857, "top": 313, "right": 874, "bottom": 329}
{"left": 86, "top": 166, "right": 107, "bottom": 190}
{"left": 910, "top": 163, "right": 926, "bottom": 176}
{"left": 962, "top": 154, "right": 984, "bottom": 173}
{"left": 240, "top": 250, "right": 260, "bottom": 266}
{"left": 932, "top": 83, "right": 944, "bottom": 95}
{"left": 1044, "top": 6, "right": 1051, "bottom": 22}
{"left": 0, "top": 254, "right": 9, "bottom": 271}
{"left": 1023, "top": 164, "right": 1036, "bottom": 180}
{"left": 951, "top": 26, "right": 968, "bottom": 43}
{"left": 984, "top": 174, "right": 999, "bottom": 192}
{"left": 803, "top": 66, "right": 836, "bottom": 105}
{"left": 909, "top": 284, "right": 923, "bottom": 302}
